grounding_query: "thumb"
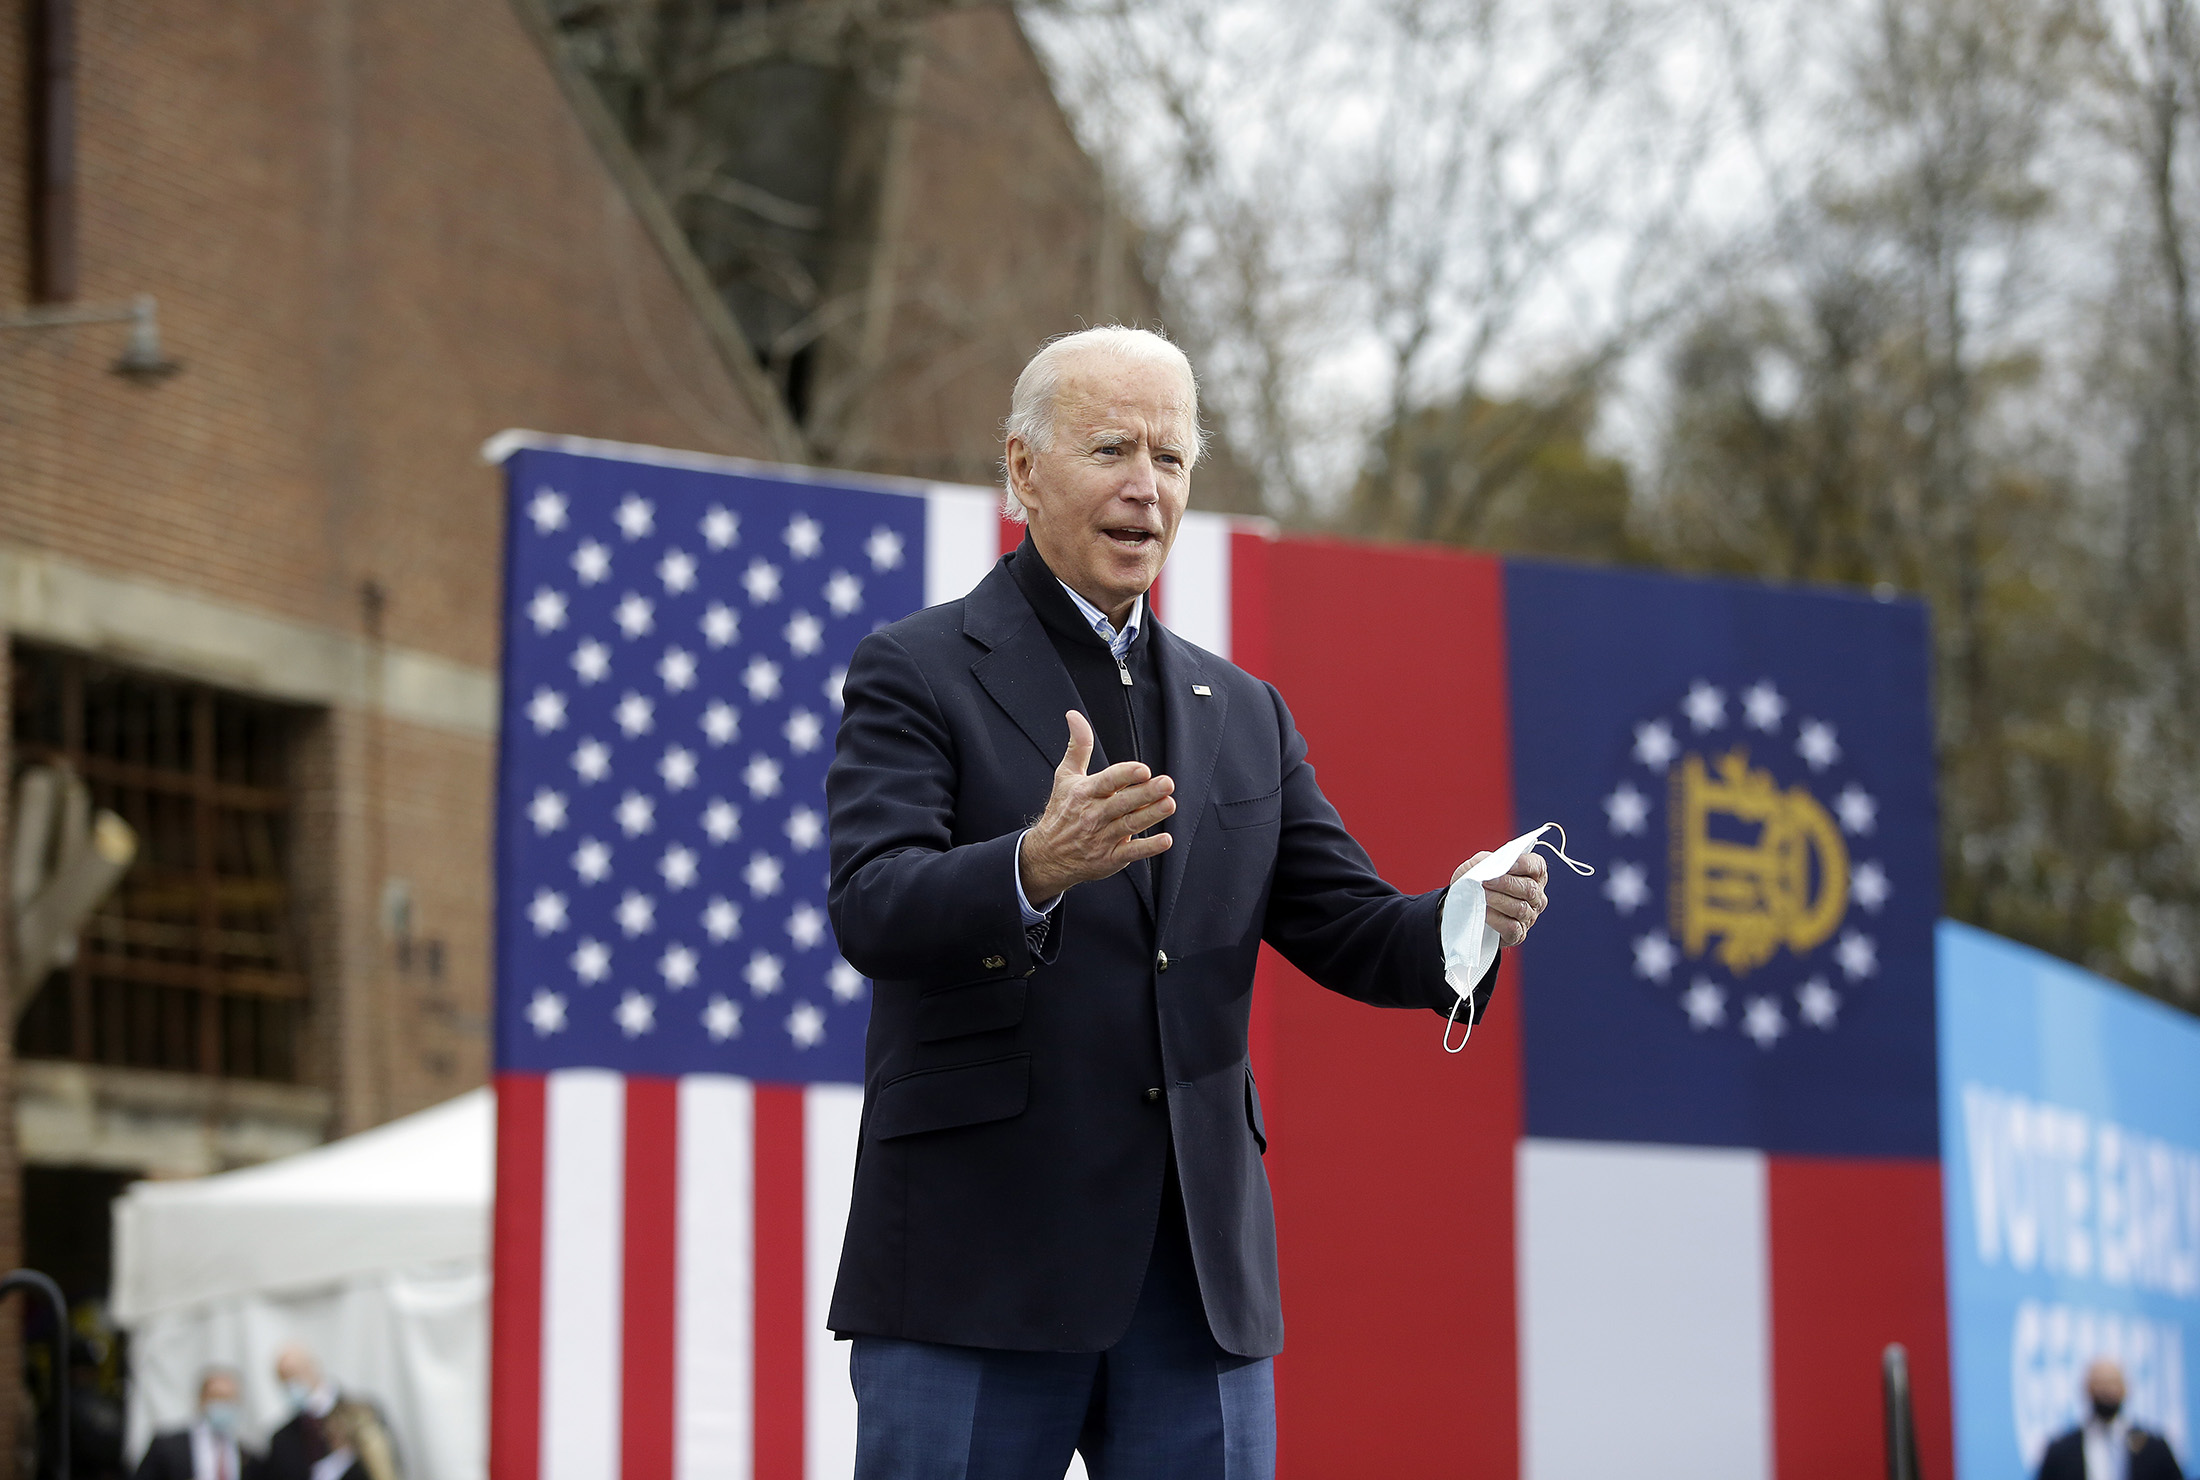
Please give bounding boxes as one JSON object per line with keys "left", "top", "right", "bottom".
{"left": 1060, "top": 709, "right": 1095, "bottom": 777}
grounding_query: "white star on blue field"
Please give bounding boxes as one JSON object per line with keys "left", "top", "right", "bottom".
{"left": 494, "top": 454, "right": 926, "bottom": 1082}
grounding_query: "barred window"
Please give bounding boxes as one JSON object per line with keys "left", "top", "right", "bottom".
{"left": 12, "top": 644, "right": 308, "bottom": 1080}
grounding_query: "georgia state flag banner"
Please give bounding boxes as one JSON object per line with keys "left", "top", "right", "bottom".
{"left": 1505, "top": 561, "right": 1946, "bottom": 1480}
{"left": 487, "top": 432, "right": 1954, "bottom": 1480}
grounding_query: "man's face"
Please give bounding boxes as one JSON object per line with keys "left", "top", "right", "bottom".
{"left": 201, "top": 1372, "right": 240, "bottom": 1412}
{"left": 275, "top": 1346, "right": 318, "bottom": 1390}
{"left": 1007, "top": 353, "right": 1193, "bottom": 623}
{"left": 2087, "top": 1359, "right": 2126, "bottom": 1411}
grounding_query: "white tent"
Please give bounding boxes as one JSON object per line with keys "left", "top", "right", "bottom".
{"left": 110, "top": 1089, "right": 492, "bottom": 1480}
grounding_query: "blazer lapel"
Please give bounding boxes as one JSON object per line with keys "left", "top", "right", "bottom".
{"left": 966, "top": 562, "right": 1155, "bottom": 915}
{"left": 971, "top": 620, "right": 1088, "bottom": 775}
{"left": 1152, "top": 626, "right": 1226, "bottom": 942}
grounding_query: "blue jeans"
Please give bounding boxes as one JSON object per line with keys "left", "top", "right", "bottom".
{"left": 848, "top": 1177, "right": 1276, "bottom": 1480}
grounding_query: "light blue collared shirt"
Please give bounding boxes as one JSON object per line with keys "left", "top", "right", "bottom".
{"left": 1059, "top": 583, "right": 1144, "bottom": 660}
{"left": 1015, "top": 583, "right": 1148, "bottom": 923}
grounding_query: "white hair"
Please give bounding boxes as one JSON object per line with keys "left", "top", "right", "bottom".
{"left": 1000, "top": 325, "right": 1207, "bottom": 521}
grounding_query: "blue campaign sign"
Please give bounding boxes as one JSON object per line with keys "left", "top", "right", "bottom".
{"left": 1506, "top": 560, "right": 1941, "bottom": 1155}
{"left": 1940, "top": 921, "right": 2200, "bottom": 1478}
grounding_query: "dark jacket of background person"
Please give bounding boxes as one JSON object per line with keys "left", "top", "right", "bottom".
{"left": 824, "top": 544, "right": 1494, "bottom": 1360}
{"left": 69, "top": 1359, "right": 127, "bottom": 1480}
{"left": 130, "top": 1430, "right": 257, "bottom": 1480}
{"left": 2036, "top": 1423, "right": 2185, "bottom": 1480}
{"left": 260, "top": 1407, "right": 325, "bottom": 1480}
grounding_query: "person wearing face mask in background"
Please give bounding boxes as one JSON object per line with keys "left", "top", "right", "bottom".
{"left": 131, "top": 1368, "right": 256, "bottom": 1480}
{"left": 262, "top": 1346, "right": 336, "bottom": 1480}
{"left": 2036, "top": 1358, "right": 2187, "bottom": 1480}
{"left": 265, "top": 1346, "right": 406, "bottom": 1480}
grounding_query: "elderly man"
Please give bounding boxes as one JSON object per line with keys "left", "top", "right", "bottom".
{"left": 2036, "top": 1358, "right": 2185, "bottom": 1480}
{"left": 132, "top": 1367, "right": 253, "bottom": 1480}
{"left": 825, "top": 325, "right": 1547, "bottom": 1478}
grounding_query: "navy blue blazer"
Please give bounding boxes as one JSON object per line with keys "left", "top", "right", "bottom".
{"left": 824, "top": 552, "right": 1495, "bottom": 1358}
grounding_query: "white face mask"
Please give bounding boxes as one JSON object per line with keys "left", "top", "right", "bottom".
{"left": 1441, "top": 823, "right": 1593, "bottom": 1052}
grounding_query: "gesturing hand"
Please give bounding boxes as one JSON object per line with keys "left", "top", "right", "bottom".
{"left": 1018, "top": 710, "right": 1176, "bottom": 906}
{"left": 1453, "top": 847, "right": 1550, "bottom": 948}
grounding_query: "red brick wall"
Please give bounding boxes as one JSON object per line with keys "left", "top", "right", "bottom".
{"left": 0, "top": 0, "right": 778, "bottom": 667}
{"left": 0, "top": 0, "right": 786, "bottom": 1155}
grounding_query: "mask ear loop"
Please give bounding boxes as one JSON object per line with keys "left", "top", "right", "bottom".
{"left": 1532, "top": 823, "right": 1598, "bottom": 877}
{"left": 1443, "top": 987, "right": 1476, "bottom": 1053}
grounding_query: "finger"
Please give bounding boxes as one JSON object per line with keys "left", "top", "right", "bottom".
{"left": 1081, "top": 760, "right": 1155, "bottom": 796}
{"left": 1111, "top": 796, "right": 1178, "bottom": 835}
{"left": 1094, "top": 776, "right": 1174, "bottom": 823}
{"left": 1485, "top": 873, "right": 1535, "bottom": 902}
{"left": 1117, "top": 831, "right": 1174, "bottom": 861}
{"left": 1512, "top": 851, "right": 1549, "bottom": 882}
{"left": 1059, "top": 710, "right": 1095, "bottom": 778}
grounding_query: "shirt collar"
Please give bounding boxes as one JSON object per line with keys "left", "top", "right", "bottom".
{"left": 1056, "top": 581, "right": 1144, "bottom": 660}
{"left": 190, "top": 1424, "right": 238, "bottom": 1456}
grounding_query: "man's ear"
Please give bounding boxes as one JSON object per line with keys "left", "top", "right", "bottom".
{"left": 1005, "top": 436, "right": 1044, "bottom": 516}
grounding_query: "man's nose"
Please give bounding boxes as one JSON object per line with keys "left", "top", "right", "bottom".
{"left": 1119, "top": 452, "right": 1160, "bottom": 504}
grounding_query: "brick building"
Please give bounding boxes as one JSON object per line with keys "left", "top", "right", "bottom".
{"left": 0, "top": 0, "right": 1169, "bottom": 1463}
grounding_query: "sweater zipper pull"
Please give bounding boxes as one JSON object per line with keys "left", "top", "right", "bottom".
{"left": 1116, "top": 656, "right": 1133, "bottom": 687}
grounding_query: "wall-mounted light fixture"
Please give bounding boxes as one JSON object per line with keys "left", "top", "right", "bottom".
{"left": 0, "top": 292, "right": 180, "bottom": 381}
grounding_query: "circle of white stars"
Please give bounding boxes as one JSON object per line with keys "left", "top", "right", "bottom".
{"left": 1605, "top": 678, "right": 1893, "bottom": 1049}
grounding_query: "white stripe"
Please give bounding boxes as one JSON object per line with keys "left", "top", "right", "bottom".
{"left": 677, "top": 1076, "right": 755, "bottom": 1480}
{"left": 924, "top": 486, "right": 1000, "bottom": 607}
{"left": 542, "top": 1070, "right": 627, "bottom": 1480}
{"left": 1162, "top": 512, "right": 1232, "bottom": 659}
{"left": 1518, "top": 1138, "right": 1771, "bottom": 1480}
{"left": 482, "top": 428, "right": 984, "bottom": 505}
{"left": 805, "top": 1084, "right": 866, "bottom": 1480}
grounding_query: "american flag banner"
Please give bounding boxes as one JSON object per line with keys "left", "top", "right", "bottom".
{"left": 483, "top": 433, "right": 1255, "bottom": 1480}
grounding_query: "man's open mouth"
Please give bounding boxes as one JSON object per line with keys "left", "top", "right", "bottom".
{"left": 1104, "top": 528, "right": 1158, "bottom": 547}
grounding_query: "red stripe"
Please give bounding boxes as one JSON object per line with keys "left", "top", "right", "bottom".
{"left": 1261, "top": 537, "right": 1517, "bottom": 1479}
{"left": 1228, "top": 527, "right": 1273, "bottom": 678}
{"left": 753, "top": 1086, "right": 807, "bottom": 1480}
{"left": 489, "top": 1074, "right": 545, "bottom": 1480}
{"left": 1768, "top": 1157, "right": 1953, "bottom": 1480}
{"left": 998, "top": 515, "right": 1022, "bottom": 556}
{"left": 621, "top": 1078, "right": 679, "bottom": 1480}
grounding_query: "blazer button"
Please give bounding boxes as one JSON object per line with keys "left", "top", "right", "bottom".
{"left": 982, "top": 955, "right": 1006, "bottom": 971}
{"left": 1156, "top": 950, "right": 1170, "bottom": 973}
{"left": 1144, "top": 1087, "right": 1162, "bottom": 1103}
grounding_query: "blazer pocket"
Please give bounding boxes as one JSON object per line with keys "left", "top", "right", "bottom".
{"left": 916, "top": 977, "right": 1027, "bottom": 1042}
{"left": 1245, "top": 1065, "right": 1268, "bottom": 1154}
{"left": 1215, "top": 786, "right": 1283, "bottom": 830}
{"left": 870, "top": 1053, "right": 1031, "bottom": 1140}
